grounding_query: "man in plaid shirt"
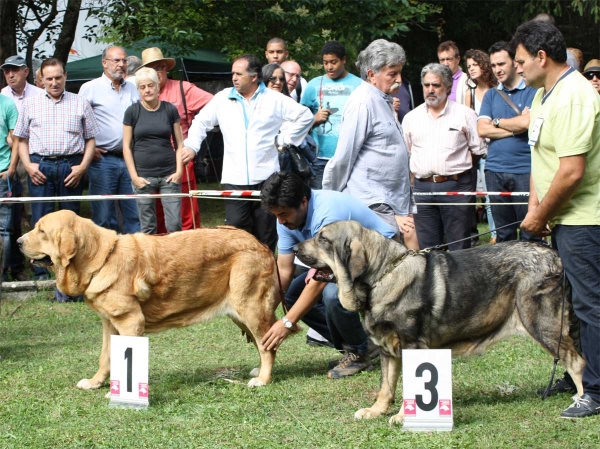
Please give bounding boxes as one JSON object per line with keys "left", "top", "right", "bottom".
{"left": 13, "top": 58, "right": 98, "bottom": 295}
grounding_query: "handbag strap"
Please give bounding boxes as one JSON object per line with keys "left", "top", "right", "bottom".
{"left": 497, "top": 89, "right": 521, "bottom": 115}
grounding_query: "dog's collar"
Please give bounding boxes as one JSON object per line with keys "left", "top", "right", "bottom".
{"left": 91, "top": 235, "right": 120, "bottom": 279}
{"left": 372, "top": 249, "right": 421, "bottom": 287}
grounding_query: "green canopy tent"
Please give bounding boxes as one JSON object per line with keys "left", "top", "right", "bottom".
{"left": 65, "top": 42, "right": 232, "bottom": 85}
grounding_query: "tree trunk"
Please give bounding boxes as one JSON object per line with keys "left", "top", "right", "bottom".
{"left": 53, "top": 0, "right": 82, "bottom": 64}
{"left": 0, "top": 0, "right": 19, "bottom": 88}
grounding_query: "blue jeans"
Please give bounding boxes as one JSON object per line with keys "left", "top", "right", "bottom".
{"left": 484, "top": 171, "right": 540, "bottom": 243}
{"left": 0, "top": 176, "right": 13, "bottom": 272}
{"left": 477, "top": 159, "right": 496, "bottom": 238}
{"left": 553, "top": 225, "right": 600, "bottom": 402}
{"left": 308, "top": 160, "right": 327, "bottom": 189}
{"left": 133, "top": 177, "right": 181, "bottom": 234}
{"left": 29, "top": 154, "right": 85, "bottom": 279}
{"left": 285, "top": 273, "right": 369, "bottom": 356}
{"left": 88, "top": 154, "right": 140, "bottom": 234}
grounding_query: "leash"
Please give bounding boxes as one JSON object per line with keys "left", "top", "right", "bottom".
{"left": 541, "top": 269, "right": 568, "bottom": 401}
{"left": 422, "top": 221, "right": 523, "bottom": 252}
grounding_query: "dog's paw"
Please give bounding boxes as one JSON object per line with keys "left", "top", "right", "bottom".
{"left": 388, "top": 412, "right": 405, "bottom": 425}
{"left": 249, "top": 367, "right": 260, "bottom": 378}
{"left": 247, "top": 377, "right": 267, "bottom": 388}
{"left": 354, "top": 408, "right": 381, "bottom": 420}
{"left": 76, "top": 378, "right": 102, "bottom": 390}
{"left": 105, "top": 391, "right": 111, "bottom": 399}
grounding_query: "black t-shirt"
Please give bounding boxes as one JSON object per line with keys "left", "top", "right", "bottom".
{"left": 123, "top": 101, "right": 180, "bottom": 178}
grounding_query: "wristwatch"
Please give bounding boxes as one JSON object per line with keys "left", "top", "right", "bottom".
{"left": 492, "top": 118, "right": 501, "bottom": 128}
{"left": 282, "top": 317, "right": 294, "bottom": 329}
{"left": 275, "top": 136, "right": 290, "bottom": 154}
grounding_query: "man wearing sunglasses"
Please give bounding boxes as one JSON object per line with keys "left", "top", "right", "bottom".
{"left": 79, "top": 46, "right": 141, "bottom": 236}
{"left": 583, "top": 59, "right": 600, "bottom": 94}
{"left": 403, "top": 63, "right": 485, "bottom": 251}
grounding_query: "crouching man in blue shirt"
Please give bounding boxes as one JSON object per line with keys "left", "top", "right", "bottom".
{"left": 260, "top": 171, "right": 397, "bottom": 379}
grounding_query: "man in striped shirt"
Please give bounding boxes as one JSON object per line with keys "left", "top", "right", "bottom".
{"left": 13, "top": 58, "right": 98, "bottom": 287}
{"left": 403, "top": 63, "right": 485, "bottom": 251}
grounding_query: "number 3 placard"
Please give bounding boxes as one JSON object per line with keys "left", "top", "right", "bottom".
{"left": 109, "top": 335, "right": 149, "bottom": 409}
{"left": 402, "top": 349, "right": 453, "bottom": 431}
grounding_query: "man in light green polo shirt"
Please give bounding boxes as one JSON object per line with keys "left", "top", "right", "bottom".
{"left": 512, "top": 20, "right": 600, "bottom": 419}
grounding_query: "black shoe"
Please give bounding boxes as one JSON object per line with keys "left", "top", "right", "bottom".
{"left": 537, "top": 377, "right": 577, "bottom": 397}
{"left": 560, "top": 394, "right": 600, "bottom": 418}
{"left": 306, "top": 335, "right": 335, "bottom": 349}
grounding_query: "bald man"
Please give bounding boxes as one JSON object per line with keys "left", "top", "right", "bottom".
{"left": 281, "top": 60, "right": 307, "bottom": 102}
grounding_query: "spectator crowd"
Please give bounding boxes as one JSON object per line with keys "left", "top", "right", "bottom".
{"left": 1, "top": 13, "right": 598, "bottom": 419}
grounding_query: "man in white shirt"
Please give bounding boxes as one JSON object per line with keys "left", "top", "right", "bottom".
{"left": 182, "top": 54, "right": 313, "bottom": 251}
{"left": 403, "top": 63, "right": 484, "bottom": 251}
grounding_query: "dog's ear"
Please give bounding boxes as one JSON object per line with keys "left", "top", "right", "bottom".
{"left": 57, "top": 229, "right": 77, "bottom": 267}
{"left": 333, "top": 236, "right": 368, "bottom": 313}
{"left": 347, "top": 239, "right": 367, "bottom": 282}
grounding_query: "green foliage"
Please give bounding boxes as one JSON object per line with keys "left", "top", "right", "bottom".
{"left": 97, "top": 0, "right": 441, "bottom": 78}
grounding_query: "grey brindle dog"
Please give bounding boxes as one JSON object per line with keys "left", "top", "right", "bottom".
{"left": 294, "top": 220, "right": 585, "bottom": 424}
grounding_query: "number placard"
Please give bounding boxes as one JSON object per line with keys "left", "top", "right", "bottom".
{"left": 109, "top": 335, "right": 149, "bottom": 409}
{"left": 402, "top": 349, "right": 453, "bottom": 431}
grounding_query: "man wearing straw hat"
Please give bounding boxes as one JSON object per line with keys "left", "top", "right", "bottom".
{"left": 137, "top": 47, "right": 213, "bottom": 230}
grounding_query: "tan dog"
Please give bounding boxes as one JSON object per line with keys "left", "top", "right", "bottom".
{"left": 18, "top": 210, "right": 279, "bottom": 390}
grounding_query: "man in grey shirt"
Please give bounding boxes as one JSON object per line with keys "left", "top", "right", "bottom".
{"left": 323, "top": 39, "right": 416, "bottom": 245}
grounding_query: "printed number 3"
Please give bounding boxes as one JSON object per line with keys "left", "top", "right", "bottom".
{"left": 415, "top": 362, "right": 439, "bottom": 411}
{"left": 124, "top": 347, "right": 133, "bottom": 393}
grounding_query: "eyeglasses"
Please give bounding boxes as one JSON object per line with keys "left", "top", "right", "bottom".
{"left": 423, "top": 82, "right": 442, "bottom": 88}
{"left": 283, "top": 70, "right": 301, "bottom": 79}
{"left": 268, "top": 76, "right": 285, "bottom": 83}
{"left": 104, "top": 58, "right": 128, "bottom": 64}
{"left": 149, "top": 65, "right": 168, "bottom": 72}
{"left": 584, "top": 71, "right": 600, "bottom": 80}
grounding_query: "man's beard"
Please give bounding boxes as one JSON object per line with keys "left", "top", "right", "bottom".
{"left": 107, "top": 68, "right": 124, "bottom": 81}
{"left": 425, "top": 92, "right": 447, "bottom": 107}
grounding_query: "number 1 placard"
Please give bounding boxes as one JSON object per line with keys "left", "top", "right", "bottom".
{"left": 402, "top": 349, "right": 453, "bottom": 431}
{"left": 109, "top": 335, "right": 149, "bottom": 409}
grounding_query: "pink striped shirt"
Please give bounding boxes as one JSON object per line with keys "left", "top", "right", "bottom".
{"left": 403, "top": 99, "right": 484, "bottom": 178}
{"left": 13, "top": 91, "right": 98, "bottom": 156}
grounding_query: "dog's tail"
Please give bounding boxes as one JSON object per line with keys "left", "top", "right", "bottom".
{"left": 563, "top": 273, "right": 582, "bottom": 355}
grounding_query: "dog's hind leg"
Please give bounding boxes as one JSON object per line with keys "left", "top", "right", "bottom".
{"left": 355, "top": 352, "right": 401, "bottom": 421}
{"left": 517, "top": 285, "right": 586, "bottom": 397}
{"left": 77, "top": 318, "right": 118, "bottom": 390}
{"left": 231, "top": 316, "right": 276, "bottom": 387}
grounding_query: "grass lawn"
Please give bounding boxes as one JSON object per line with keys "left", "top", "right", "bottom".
{"left": 1, "top": 298, "right": 599, "bottom": 449}
{"left": 2, "top": 185, "right": 595, "bottom": 448}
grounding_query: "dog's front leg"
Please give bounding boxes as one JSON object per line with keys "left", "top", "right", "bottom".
{"left": 77, "top": 318, "right": 117, "bottom": 390}
{"left": 355, "top": 352, "right": 401, "bottom": 420}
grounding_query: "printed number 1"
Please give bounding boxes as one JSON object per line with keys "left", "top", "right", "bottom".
{"left": 124, "top": 347, "right": 133, "bottom": 393}
{"left": 415, "top": 362, "right": 439, "bottom": 411}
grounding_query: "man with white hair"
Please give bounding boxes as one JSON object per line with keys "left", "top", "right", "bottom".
{"left": 402, "top": 63, "right": 484, "bottom": 251}
{"left": 323, "top": 39, "right": 416, "bottom": 243}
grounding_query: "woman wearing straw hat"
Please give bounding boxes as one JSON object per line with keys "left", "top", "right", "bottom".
{"left": 583, "top": 59, "right": 600, "bottom": 94}
{"left": 136, "top": 47, "right": 214, "bottom": 230}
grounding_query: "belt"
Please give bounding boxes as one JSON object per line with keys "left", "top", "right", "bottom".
{"left": 34, "top": 154, "right": 81, "bottom": 161}
{"left": 107, "top": 150, "right": 124, "bottom": 157}
{"left": 418, "top": 170, "right": 470, "bottom": 183}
